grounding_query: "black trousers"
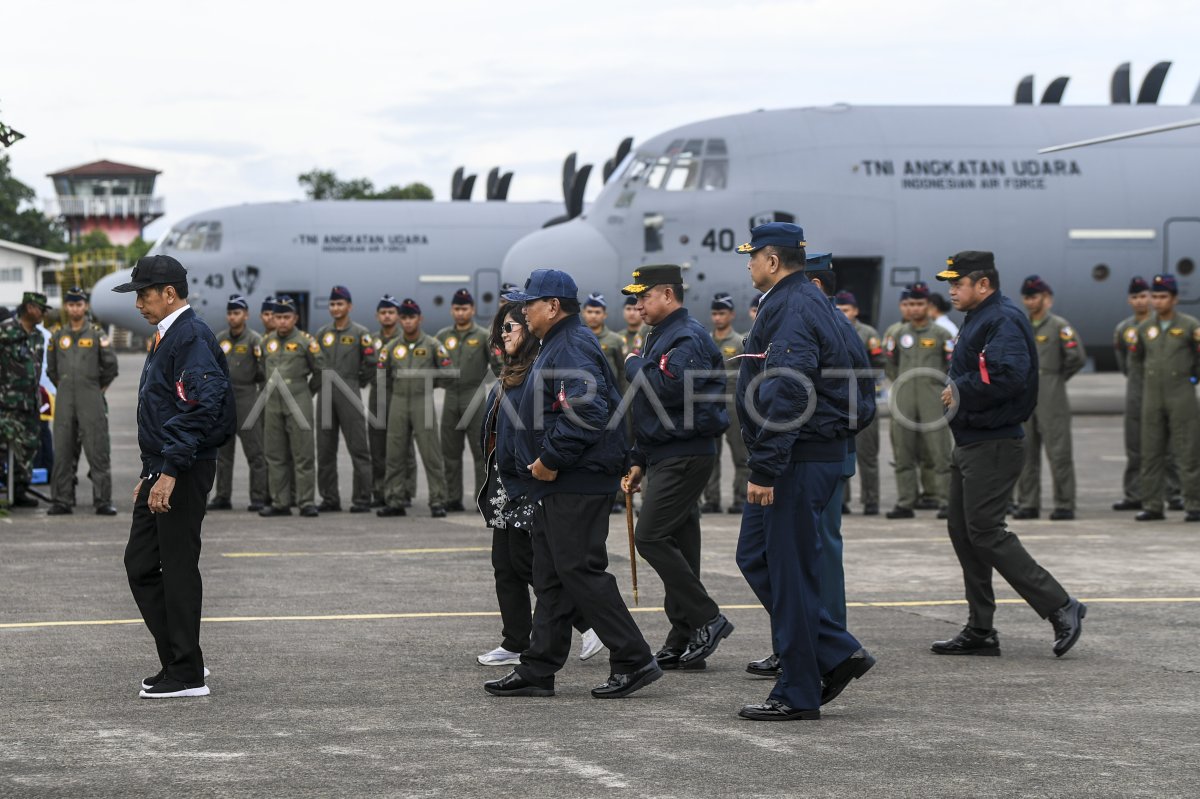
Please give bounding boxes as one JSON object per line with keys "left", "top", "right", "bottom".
{"left": 491, "top": 526, "right": 587, "bottom": 653}
{"left": 124, "top": 460, "right": 215, "bottom": 684}
{"left": 635, "top": 454, "right": 720, "bottom": 650}
{"left": 517, "top": 493, "right": 652, "bottom": 685}
{"left": 947, "top": 438, "right": 1069, "bottom": 630}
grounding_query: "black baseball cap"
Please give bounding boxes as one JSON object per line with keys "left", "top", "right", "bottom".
{"left": 112, "top": 255, "right": 188, "bottom": 293}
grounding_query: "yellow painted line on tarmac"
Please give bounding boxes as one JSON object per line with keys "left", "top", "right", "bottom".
{"left": 3, "top": 597, "right": 1199, "bottom": 631}
{"left": 221, "top": 546, "right": 491, "bottom": 558}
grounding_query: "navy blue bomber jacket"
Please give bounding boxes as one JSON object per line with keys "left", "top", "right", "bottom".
{"left": 137, "top": 307, "right": 236, "bottom": 478}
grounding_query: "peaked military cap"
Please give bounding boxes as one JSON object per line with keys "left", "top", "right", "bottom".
{"left": 937, "top": 251, "right": 996, "bottom": 281}
{"left": 622, "top": 264, "right": 683, "bottom": 295}
{"left": 736, "top": 222, "right": 806, "bottom": 254}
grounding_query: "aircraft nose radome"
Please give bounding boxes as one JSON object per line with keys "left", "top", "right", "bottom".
{"left": 501, "top": 220, "right": 620, "bottom": 291}
{"left": 89, "top": 269, "right": 147, "bottom": 330}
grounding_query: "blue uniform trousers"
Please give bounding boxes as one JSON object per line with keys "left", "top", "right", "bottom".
{"left": 737, "top": 459, "right": 862, "bottom": 710}
{"left": 817, "top": 450, "right": 857, "bottom": 627}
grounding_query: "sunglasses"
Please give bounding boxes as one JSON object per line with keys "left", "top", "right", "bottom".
{"left": 502, "top": 321, "right": 525, "bottom": 333}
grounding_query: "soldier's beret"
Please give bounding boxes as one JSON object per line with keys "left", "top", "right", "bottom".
{"left": 329, "top": 285, "right": 352, "bottom": 302}
{"left": 377, "top": 294, "right": 401, "bottom": 310}
{"left": 584, "top": 292, "right": 607, "bottom": 309}
{"left": 835, "top": 291, "right": 858, "bottom": 307}
{"left": 1152, "top": 274, "right": 1178, "bottom": 295}
{"left": 1021, "top": 275, "right": 1052, "bottom": 296}
{"left": 711, "top": 292, "right": 734, "bottom": 311}
{"left": 399, "top": 298, "right": 421, "bottom": 316}
{"left": 65, "top": 286, "right": 88, "bottom": 303}
{"left": 227, "top": 294, "right": 249, "bottom": 311}
{"left": 1128, "top": 276, "right": 1150, "bottom": 294}
{"left": 452, "top": 288, "right": 474, "bottom": 306}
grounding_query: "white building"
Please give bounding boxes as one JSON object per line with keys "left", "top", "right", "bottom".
{"left": 0, "top": 239, "right": 67, "bottom": 308}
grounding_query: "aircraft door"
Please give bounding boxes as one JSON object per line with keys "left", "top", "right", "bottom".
{"left": 475, "top": 268, "right": 501, "bottom": 321}
{"left": 832, "top": 257, "right": 883, "bottom": 327}
{"left": 1164, "top": 218, "right": 1200, "bottom": 303}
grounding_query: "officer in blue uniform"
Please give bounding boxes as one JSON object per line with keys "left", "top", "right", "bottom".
{"left": 732, "top": 224, "right": 875, "bottom": 721}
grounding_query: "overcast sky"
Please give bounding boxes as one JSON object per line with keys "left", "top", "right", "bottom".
{"left": 4, "top": 0, "right": 1198, "bottom": 240}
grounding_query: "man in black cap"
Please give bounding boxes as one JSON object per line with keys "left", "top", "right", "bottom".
{"left": 620, "top": 265, "right": 733, "bottom": 672}
{"left": 436, "top": 288, "right": 496, "bottom": 512}
{"left": 112, "top": 255, "right": 235, "bottom": 697}
{"left": 209, "top": 294, "right": 268, "bottom": 512}
{"left": 934, "top": 251, "right": 1085, "bottom": 659}
{"left": 484, "top": 269, "right": 660, "bottom": 699}
{"left": 314, "top": 285, "right": 375, "bottom": 513}
{"left": 46, "top": 286, "right": 119, "bottom": 515}
{"left": 0, "top": 291, "right": 50, "bottom": 507}
{"left": 701, "top": 291, "right": 749, "bottom": 515}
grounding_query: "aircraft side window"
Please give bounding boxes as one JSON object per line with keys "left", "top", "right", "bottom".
{"left": 622, "top": 156, "right": 654, "bottom": 185}
{"left": 647, "top": 157, "right": 672, "bottom": 190}
{"left": 172, "top": 221, "right": 223, "bottom": 251}
{"left": 705, "top": 138, "right": 728, "bottom": 156}
{"left": 663, "top": 154, "right": 700, "bottom": 191}
{"left": 700, "top": 159, "right": 728, "bottom": 190}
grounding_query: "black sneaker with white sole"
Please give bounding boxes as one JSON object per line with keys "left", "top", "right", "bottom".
{"left": 142, "top": 666, "right": 210, "bottom": 691}
{"left": 139, "top": 678, "right": 210, "bottom": 698}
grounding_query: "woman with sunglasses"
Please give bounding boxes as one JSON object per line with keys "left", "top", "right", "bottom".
{"left": 475, "top": 302, "right": 601, "bottom": 666}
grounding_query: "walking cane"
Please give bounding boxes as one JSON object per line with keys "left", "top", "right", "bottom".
{"left": 624, "top": 489, "right": 639, "bottom": 605}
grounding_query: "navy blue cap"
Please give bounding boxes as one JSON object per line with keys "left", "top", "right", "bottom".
{"left": 736, "top": 222, "right": 806, "bottom": 254}
{"left": 1152, "top": 274, "right": 1178, "bottom": 294}
{"left": 805, "top": 252, "right": 833, "bottom": 270}
{"left": 261, "top": 295, "right": 277, "bottom": 313}
{"left": 1128, "top": 276, "right": 1150, "bottom": 294}
{"left": 377, "top": 294, "right": 401, "bottom": 310}
{"left": 65, "top": 286, "right": 88, "bottom": 303}
{"left": 902, "top": 282, "right": 931, "bottom": 301}
{"left": 503, "top": 269, "right": 578, "bottom": 303}
{"left": 273, "top": 295, "right": 297, "bottom": 314}
{"left": 398, "top": 298, "right": 421, "bottom": 316}
{"left": 227, "top": 294, "right": 249, "bottom": 311}
{"left": 1021, "top": 275, "right": 1052, "bottom": 296}
{"left": 452, "top": 288, "right": 475, "bottom": 306}
{"left": 750, "top": 293, "right": 763, "bottom": 309}
{"left": 834, "top": 291, "right": 858, "bottom": 307}
{"left": 623, "top": 295, "right": 638, "bottom": 307}
{"left": 584, "top": 292, "right": 607, "bottom": 309}
{"left": 330, "top": 285, "right": 352, "bottom": 302}
{"left": 711, "top": 292, "right": 734, "bottom": 311}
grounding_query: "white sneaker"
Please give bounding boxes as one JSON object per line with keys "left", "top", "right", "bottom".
{"left": 579, "top": 628, "right": 605, "bottom": 661}
{"left": 477, "top": 647, "right": 522, "bottom": 666}
{"left": 141, "top": 666, "right": 210, "bottom": 691}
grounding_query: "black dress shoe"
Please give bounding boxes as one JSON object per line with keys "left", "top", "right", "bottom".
{"left": 376, "top": 505, "right": 407, "bottom": 517}
{"left": 862, "top": 503, "right": 879, "bottom": 516}
{"left": 1186, "top": 511, "right": 1200, "bottom": 522}
{"left": 349, "top": 504, "right": 371, "bottom": 513}
{"left": 206, "top": 498, "right": 232, "bottom": 511}
{"left": 430, "top": 505, "right": 447, "bottom": 518}
{"left": 726, "top": 501, "right": 745, "bottom": 514}
{"left": 299, "top": 505, "right": 320, "bottom": 518}
{"left": 1049, "top": 509, "right": 1075, "bottom": 521}
{"left": 484, "top": 670, "right": 554, "bottom": 697}
{"left": 821, "top": 648, "right": 876, "bottom": 705}
{"left": 1012, "top": 507, "right": 1039, "bottom": 520}
{"left": 445, "top": 500, "right": 466, "bottom": 512}
{"left": 258, "top": 505, "right": 292, "bottom": 517}
{"left": 885, "top": 506, "right": 914, "bottom": 519}
{"left": 680, "top": 613, "right": 734, "bottom": 665}
{"left": 654, "top": 647, "right": 706, "bottom": 671}
{"left": 46, "top": 504, "right": 73, "bottom": 516}
{"left": 1168, "top": 498, "right": 1185, "bottom": 511}
{"left": 914, "top": 497, "right": 941, "bottom": 510}
{"left": 1048, "top": 598, "right": 1086, "bottom": 657}
{"left": 317, "top": 500, "right": 342, "bottom": 512}
{"left": 1112, "top": 499, "right": 1142, "bottom": 511}
{"left": 931, "top": 626, "right": 1000, "bottom": 656}
{"left": 95, "top": 504, "right": 117, "bottom": 516}
{"left": 1135, "top": 510, "right": 1165, "bottom": 522}
{"left": 247, "top": 502, "right": 265, "bottom": 512}
{"left": 746, "top": 652, "right": 781, "bottom": 677}
{"left": 738, "top": 698, "right": 819, "bottom": 721}
{"left": 591, "top": 660, "right": 662, "bottom": 698}
{"left": 699, "top": 501, "right": 721, "bottom": 514}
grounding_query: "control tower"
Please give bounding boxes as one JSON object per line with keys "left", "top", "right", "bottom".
{"left": 47, "top": 159, "right": 164, "bottom": 246}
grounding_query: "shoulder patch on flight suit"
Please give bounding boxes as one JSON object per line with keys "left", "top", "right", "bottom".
{"left": 1124, "top": 327, "right": 1138, "bottom": 344}
{"left": 58, "top": 335, "right": 72, "bottom": 350}
{"left": 286, "top": 342, "right": 299, "bottom": 352}
{"left": 308, "top": 339, "right": 321, "bottom": 354}
{"left": 943, "top": 340, "right": 954, "bottom": 353}
{"left": 234, "top": 344, "right": 248, "bottom": 354}
{"left": 220, "top": 339, "right": 233, "bottom": 354}
{"left": 99, "top": 336, "right": 110, "bottom": 347}
{"left": 866, "top": 336, "right": 880, "bottom": 351}
{"left": 322, "top": 332, "right": 335, "bottom": 347}
{"left": 78, "top": 338, "right": 94, "bottom": 348}
{"left": 444, "top": 336, "right": 458, "bottom": 350}
{"left": 253, "top": 345, "right": 262, "bottom": 357}
{"left": 1147, "top": 326, "right": 1160, "bottom": 340}
{"left": 436, "top": 342, "right": 452, "bottom": 367}
{"left": 1059, "top": 326, "right": 1075, "bottom": 340}
{"left": 266, "top": 339, "right": 280, "bottom": 353}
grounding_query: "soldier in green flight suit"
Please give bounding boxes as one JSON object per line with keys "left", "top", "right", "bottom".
{"left": 836, "top": 290, "right": 886, "bottom": 516}
{"left": 1112, "top": 276, "right": 1181, "bottom": 511}
{"left": 0, "top": 292, "right": 49, "bottom": 508}
{"left": 208, "top": 293, "right": 267, "bottom": 512}
{"left": 621, "top": 294, "right": 649, "bottom": 356}
{"left": 700, "top": 292, "right": 748, "bottom": 514}
{"left": 882, "top": 294, "right": 939, "bottom": 510}
{"left": 1131, "top": 274, "right": 1200, "bottom": 522}
{"left": 315, "top": 285, "right": 375, "bottom": 513}
{"left": 377, "top": 298, "right": 451, "bottom": 518}
{"left": 259, "top": 295, "right": 324, "bottom": 518}
{"left": 1013, "top": 276, "right": 1087, "bottom": 520}
{"left": 46, "top": 287, "right": 119, "bottom": 515}
{"left": 582, "top": 292, "right": 629, "bottom": 513}
{"left": 883, "top": 282, "right": 953, "bottom": 519}
{"left": 436, "top": 289, "right": 498, "bottom": 513}
{"left": 367, "top": 295, "right": 409, "bottom": 507}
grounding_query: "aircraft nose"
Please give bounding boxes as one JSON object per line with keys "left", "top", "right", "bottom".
{"left": 89, "top": 269, "right": 149, "bottom": 331}
{"left": 502, "top": 220, "right": 620, "bottom": 291}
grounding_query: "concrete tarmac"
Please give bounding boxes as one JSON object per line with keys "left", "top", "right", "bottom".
{"left": 1, "top": 354, "right": 1196, "bottom": 797}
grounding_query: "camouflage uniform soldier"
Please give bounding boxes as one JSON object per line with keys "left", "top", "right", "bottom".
{"left": 367, "top": 295, "right": 407, "bottom": 507}
{"left": 377, "top": 298, "right": 451, "bottom": 518}
{"left": 315, "top": 285, "right": 375, "bottom": 513}
{"left": 701, "top": 292, "right": 749, "bottom": 514}
{"left": 836, "top": 291, "right": 886, "bottom": 515}
{"left": 0, "top": 292, "right": 49, "bottom": 507}
{"left": 1014, "top": 276, "right": 1086, "bottom": 520}
{"left": 883, "top": 282, "right": 953, "bottom": 519}
{"left": 436, "top": 289, "right": 498, "bottom": 513}
{"left": 1112, "top": 276, "right": 1181, "bottom": 510}
{"left": 46, "top": 287, "right": 119, "bottom": 515}
{"left": 209, "top": 294, "right": 268, "bottom": 512}
{"left": 1131, "top": 274, "right": 1200, "bottom": 523}
{"left": 259, "top": 296, "right": 324, "bottom": 518}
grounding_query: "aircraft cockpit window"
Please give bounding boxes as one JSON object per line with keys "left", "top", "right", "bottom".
{"left": 163, "top": 221, "right": 223, "bottom": 251}
{"left": 663, "top": 149, "right": 701, "bottom": 191}
{"left": 699, "top": 160, "right": 728, "bottom": 190}
{"left": 646, "top": 156, "right": 672, "bottom": 190}
{"left": 706, "top": 138, "right": 727, "bottom": 156}
{"left": 623, "top": 138, "right": 729, "bottom": 191}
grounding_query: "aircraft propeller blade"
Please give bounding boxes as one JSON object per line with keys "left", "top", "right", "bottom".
{"left": 495, "top": 172, "right": 513, "bottom": 201}
{"left": 1015, "top": 75, "right": 1034, "bottom": 105}
{"left": 603, "top": 157, "right": 617, "bottom": 183}
{"left": 1111, "top": 62, "right": 1131, "bottom": 104}
{"left": 1041, "top": 77, "right": 1069, "bottom": 105}
{"left": 459, "top": 174, "right": 477, "bottom": 201}
{"left": 1039, "top": 117, "right": 1200, "bottom": 153}
{"left": 486, "top": 167, "right": 500, "bottom": 200}
{"left": 451, "top": 166, "right": 464, "bottom": 200}
{"left": 1137, "top": 61, "right": 1171, "bottom": 104}
{"left": 561, "top": 153, "right": 578, "bottom": 205}
{"left": 567, "top": 163, "right": 592, "bottom": 220}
